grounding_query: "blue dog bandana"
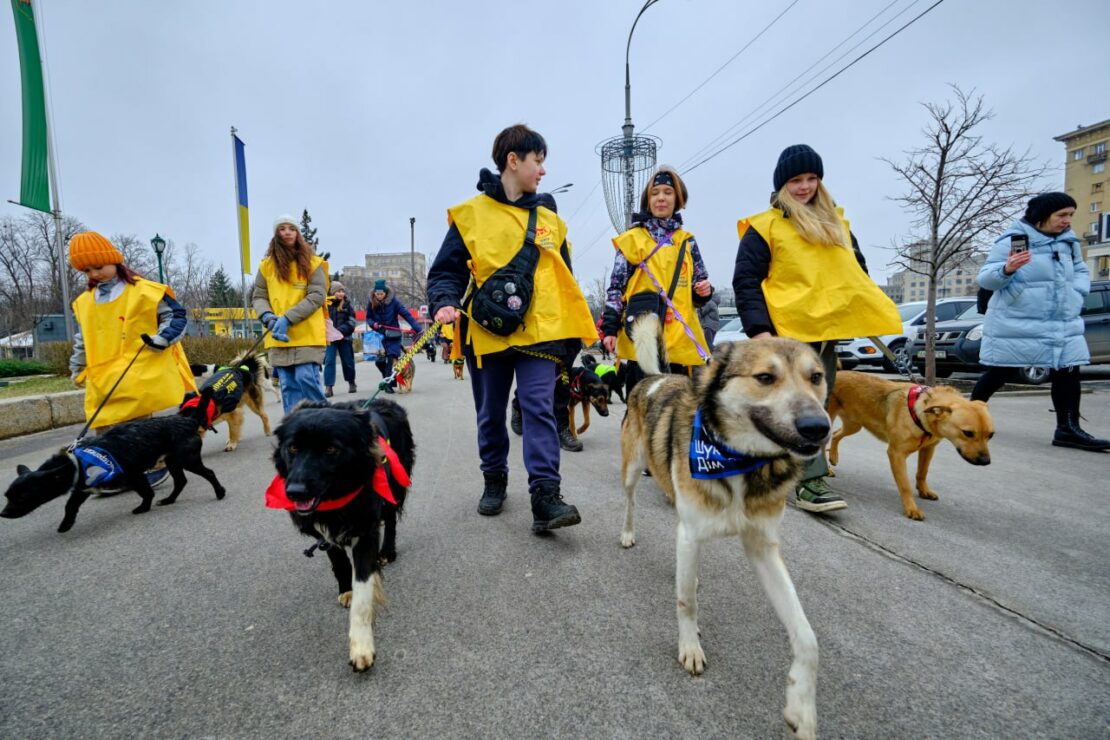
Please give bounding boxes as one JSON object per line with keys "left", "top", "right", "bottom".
{"left": 73, "top": 446, "right": 124, "bottom": 487}
{"left": 689, "top": 409, "right": 773, "bottom": 480}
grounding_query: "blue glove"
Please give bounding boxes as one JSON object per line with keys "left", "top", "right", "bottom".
{"left": 271, "top": 315, "right": 290, "bottom": 342}
{"left": 259, "top": 312, "right": 277, "bottom": 330}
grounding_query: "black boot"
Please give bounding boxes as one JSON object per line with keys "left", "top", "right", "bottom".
{"left": 1053, "top": 413, "right": 1110, "bottom": 451}
{"left": 324, "top": 386, "right": 334, "bottom": 398}
{"left": 478, "top": 472, "right": 508, "bottom": 516}
{"left": 510, "top": 401, "right": 523, "bottom": 436}
{"left": 348, "top": 382, "right": 357, "bottom": 393}
{"left": 530, "top": 481, "right": 581, "bottom": 533}
{"left": 558, "top": 425, "right": 583, "bottom": 452}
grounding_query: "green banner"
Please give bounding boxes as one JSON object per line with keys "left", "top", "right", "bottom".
{"left": 10, "top": 0, "right": 50, "bottom": 213}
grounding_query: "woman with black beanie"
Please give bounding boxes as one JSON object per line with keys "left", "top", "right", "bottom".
{"left": 973, "top": 192, "right": 1108, "bottom": 451}
{"left": 733, "top": 144, "right": 902, "bottom": 513}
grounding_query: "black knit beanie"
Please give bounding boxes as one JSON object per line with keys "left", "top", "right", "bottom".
{"left": 773, "top": 144, "right": 824, "bottom": 191}
{"left": 1024, "top": 192, "right": 1077, "bottom": 226}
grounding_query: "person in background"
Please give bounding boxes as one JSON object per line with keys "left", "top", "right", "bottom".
{"left": 364, "top": 279, "right": 422, "bottom": 394}
{"left": 252, "top": 214, "right": 328, "bottom": 414}
{"left": 323, "top": 281, "right": 357, "bottom": 397}
{"left": 67, "top": 231, "right": 196, "bottom": 488}
{"left": 600, "top": 167, "right": 713, "bottom": 398}
{"left": 697, "top": 292, "right": 721, "bottom": 348}
{"left": 733, "top": 144, "right": 902, "bottom": 513}
{"left": 973, "top": 192, "right": 1108, "bottom": 451}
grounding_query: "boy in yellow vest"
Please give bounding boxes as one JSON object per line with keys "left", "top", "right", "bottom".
{"left": 427, "top": 124, "right": 597, "bottom": 534}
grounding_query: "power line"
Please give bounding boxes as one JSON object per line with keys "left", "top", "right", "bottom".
{"left": 678, "top": 0, "right": 915, "bottom": 171}
{"left": 683, "top": 0, "right": 946, "bottom": 175}
{"left": 640, "top": 0, "right": 802, "bottom": 134}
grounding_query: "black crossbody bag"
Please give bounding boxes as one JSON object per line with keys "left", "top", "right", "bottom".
{"left": 623, "top": 239, "right": 687, "bottom": 339}
{"left": 467, "top": 208, "right": 540, "bottom": 337}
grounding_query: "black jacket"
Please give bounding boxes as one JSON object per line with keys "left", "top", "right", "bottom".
{"left": 327, "top": 297, "right": 356, "bottom": 339}
{"left": 426, "top": 169, "right": 576, "bottom": 358}
{"left": 732, "top": 225, "right": 868, "bottom": 338}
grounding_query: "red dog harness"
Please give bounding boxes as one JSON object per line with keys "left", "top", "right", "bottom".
{"left": 907, "top": 384, "right": 932, "bottom": 439}
{"left": 265, "top": 436, "right": 411, "bottom": 510}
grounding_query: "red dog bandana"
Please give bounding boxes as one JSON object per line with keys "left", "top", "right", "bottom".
{"left": 265, "top": 436, "right": 410, "bottom": 510}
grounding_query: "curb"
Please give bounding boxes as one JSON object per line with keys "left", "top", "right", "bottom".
{"left": 0, "top": 390, "right": 85, "bottom": 441}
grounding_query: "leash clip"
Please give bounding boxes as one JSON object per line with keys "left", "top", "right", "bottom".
{"left": 302, "top": 538, "right": 332, "bottom": 558}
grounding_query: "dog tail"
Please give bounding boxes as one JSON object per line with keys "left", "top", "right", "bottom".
{"left": 180, "top": 386, "right": 217, "bottom": 429}
{"left": 631, "top": 313, "right": 667, "bottom": 376}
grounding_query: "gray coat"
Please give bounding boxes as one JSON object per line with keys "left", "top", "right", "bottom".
{"left": 252, "top": 263, "right": 328, "bottom": 367}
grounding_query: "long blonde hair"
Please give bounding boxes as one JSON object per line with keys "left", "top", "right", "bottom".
{"left": 773, "top": 180, "right": 849, "bottom": 248}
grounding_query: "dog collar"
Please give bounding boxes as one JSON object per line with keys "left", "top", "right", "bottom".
{"left": 265, "top": 435, "right": 410, "bottom": 512}
{"left": 690, "top": 409, "right": 774, "bottom": 480}
{"left": 907, "top": 385, "right": 932, "bottom": 437}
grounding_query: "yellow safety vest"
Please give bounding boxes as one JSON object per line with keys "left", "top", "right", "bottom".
{"left": 737, "top": 208, "right": 901, "bottom": 342}
{"left": 258, "top": 255, "right": 328, "bottom": 349}
{"left": 613, "top": 227, "right": 709, "bottom": 366}
{"left": 447, "top": 194, "right": 597, "bottom": 359}
{"left": 73, "top": 278, "right": 197, "bottom": 428}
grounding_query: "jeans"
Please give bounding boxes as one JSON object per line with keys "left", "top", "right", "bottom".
{"left": 467, "top": 352, "right": 560, "bottom": 489}
{"left": 274, "top": 363, "right": 326, "bottom": 414}
{"left": 323, "top": 340, "right": 356, "bottom": 386}
{"left": 801, "top": 341, "right": 838, "bottom": 481}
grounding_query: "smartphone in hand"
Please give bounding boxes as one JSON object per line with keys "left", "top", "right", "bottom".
{"left": 1010, "top": 234, "right": 1029, "bottom": 255}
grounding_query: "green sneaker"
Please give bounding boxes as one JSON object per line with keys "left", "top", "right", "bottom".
{"left": 795, "top": 477, "right": 847, "bottom": 513}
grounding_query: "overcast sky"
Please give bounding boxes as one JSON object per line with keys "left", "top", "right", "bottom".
{"left": 2, "top": 0, "right": 1107, "bottom": 298}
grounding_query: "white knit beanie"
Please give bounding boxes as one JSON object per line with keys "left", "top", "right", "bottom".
{"left": 273, "top": 214, "right": 298, "bottom": 231}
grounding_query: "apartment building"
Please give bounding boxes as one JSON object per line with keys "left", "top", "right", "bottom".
{"left": 1054, "top": 118, "right": 1110, "bottom": 280}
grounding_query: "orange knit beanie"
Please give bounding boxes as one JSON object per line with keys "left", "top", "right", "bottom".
{"left": 68, "top": 231, "right": 124, "bottom": 270}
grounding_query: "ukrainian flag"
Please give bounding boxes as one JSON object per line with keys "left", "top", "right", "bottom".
{"left": 233, "top": 134, "right": 250, "bottom": 273}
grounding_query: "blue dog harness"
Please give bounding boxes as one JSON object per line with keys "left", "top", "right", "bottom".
{"left": 72, "top": 446, "right": 125, "bottom": 488}
{"left": 689, "top": 409, "right": 773, "bottom": 480}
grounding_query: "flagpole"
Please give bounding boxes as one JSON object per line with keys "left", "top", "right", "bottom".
{"left": 231, "top": 126, "right": 250, "bottom": 338}
{"left": 31, "top": 0, "right": 74, "bottom": 340}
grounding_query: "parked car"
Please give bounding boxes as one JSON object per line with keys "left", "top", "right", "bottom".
{"left": 836, "top": 297, "right": 976, "bottom": 373}
{"left": 714, "top": 318, "right": 859, "bottom": 368}
{"left": 906, "top": 281, "right": 1110, "bottom": 383}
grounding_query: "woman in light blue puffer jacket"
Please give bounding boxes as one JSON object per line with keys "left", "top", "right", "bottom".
{"left": 973, "top": 192, "right": 1107, "bottom": 451}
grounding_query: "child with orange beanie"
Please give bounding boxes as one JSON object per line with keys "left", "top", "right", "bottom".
{"left": 67, "top": 232, "right": 197, "bottom": 449}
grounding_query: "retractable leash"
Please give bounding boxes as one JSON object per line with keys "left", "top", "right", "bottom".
{"left": 361, "top": 320, "right": 442, "bottom": 406}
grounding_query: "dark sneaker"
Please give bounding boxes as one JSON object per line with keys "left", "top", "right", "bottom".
{"left": 1053, "top": 424, "right": 1110, "bottom": 451}
{"left": 348, "top": 382, "right": 357, "bottom": 394}
{"left": 478, "top": 472, "right": 508, "bottom": 516}
{"left": 530, "top": 482, "right": 581, "bottom": 533}
{"left": 795, "top": 477, "right": 847, "bottom": 513}
{"left": 558, "top": 426, "right": 583, "bottom": 452}
{"left": 146, "top": 469, "right": 171, "bottom": 489}
{"left": 510, "top": 403, "right": 523, "bottom": 436}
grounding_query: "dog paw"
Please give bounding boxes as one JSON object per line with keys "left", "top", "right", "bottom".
{"left": 917, "top": 489, "right": 938, "bottom": 500}
{"left": 338, "top": 592, "right": 352, "bottom": 608}
{"left": 215, "top": 488, "right": 226, "bottom": 501}
{"left": 155, "top": 496, "right": 175, "bottom": 506}
{"left": 678, "top": 641, "right": 706, "bottom": 675}
{"left": 223, "top": 442, "right": 237, "bottom": 452}
{"left": 131, "top": 503, "right": 152, "bottom": 515}
{"left": 57, "top": 519, "right": 75, "bottom": 533}
{"left": 349, "top": 650, "right": 375, "bottom": 672}
{"left": 377, "top": 551, "right": 397, "bottom": 566}
{"left": 620, "top": 532, "right": 636, "bottom": 548}
{"left": 783, "top": 705, "right": 817, "bottom": 740}
{"left": 904, "top": 507, "right": 925, "bottom": 521}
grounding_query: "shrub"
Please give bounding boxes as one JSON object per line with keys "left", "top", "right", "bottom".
{"left": 179, "top": 336, "right": 259, "bottom": 365}
{"left": 0, "top": 358, "right": 51, "bottom": 378}
{"left": 36, "top": 341, "right": 74, "bottom": 375}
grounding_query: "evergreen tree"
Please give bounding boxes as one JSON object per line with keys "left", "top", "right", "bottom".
{"left": 207, "top": 267, "right": 240, "bottom": 307}
{"left": 300, "top": 209, "right": 319, "bottom": 250}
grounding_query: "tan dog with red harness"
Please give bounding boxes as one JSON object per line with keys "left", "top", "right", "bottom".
{"left": 827, "top": 370, "right": 994, "bottom": 520}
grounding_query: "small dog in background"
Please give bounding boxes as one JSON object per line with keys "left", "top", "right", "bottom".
{"left": 567, "top": 366, "right": 610, "bottom": 440}
{"left": 452, "top": 358, "right": 465, "bottom": 380}
{"left": 2, "top": 387, "right": 226, "bottom": 533}
{"left": 582, "top": 354, "right": 625, "bottom": 404}
{"left": 184, "top": 350, "right": 273, "bottom": 451}
{"left": 268, "top": 399, "right": 415, "bottom": 672}
{"left": 394, "top": 358, "right": 416, "bottom": 394}
{"left": 827, "top": 370, "right": 994, "bottom": 520}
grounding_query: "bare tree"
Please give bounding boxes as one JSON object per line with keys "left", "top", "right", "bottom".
{"left": 883, "top": 85, "right": 1049, "bottom": 383}
{"left": 26, "top": 211, "right": 85, "bottom": 315}
{"left": 164, "top": 241, "right": 215, "bottom": 312}
{"left": 584, "top": 272, "right": 610, "bottom": 319}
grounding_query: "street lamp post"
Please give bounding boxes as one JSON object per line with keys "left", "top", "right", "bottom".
{"left": 409, "top": 217, "right": 417, "bottom": 316}
{"left": 150, "top": 233, "right": 167, "bottom": 284}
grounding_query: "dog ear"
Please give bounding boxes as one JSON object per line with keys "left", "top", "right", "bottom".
{"left": 16, "top": 464, "right": 30, "bottom": 476}
{"left": 924, "top": 405, "right": 951, "bottom": 419}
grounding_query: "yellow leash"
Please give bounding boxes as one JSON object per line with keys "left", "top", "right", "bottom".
{"left": 455, "top": 307, "right": 570, "bottom": 384}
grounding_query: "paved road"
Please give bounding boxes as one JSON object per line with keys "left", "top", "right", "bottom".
{"left": 1, "top": 358, "right": 1108, "bottom": 738}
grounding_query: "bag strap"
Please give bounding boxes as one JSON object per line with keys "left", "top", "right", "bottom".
{"left": 665, "top": 239, "right": 688, "bottom": 301}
